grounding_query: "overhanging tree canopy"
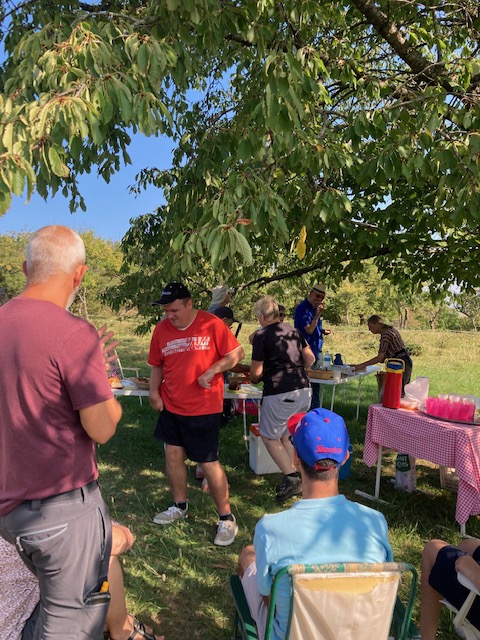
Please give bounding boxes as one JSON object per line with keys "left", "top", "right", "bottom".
{"left": 1, "top": 0, "right": 480, "bottom": 310}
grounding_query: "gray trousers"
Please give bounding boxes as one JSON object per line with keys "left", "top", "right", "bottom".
{"left": 0, "top": 481, "right": 112, "bottom": 640}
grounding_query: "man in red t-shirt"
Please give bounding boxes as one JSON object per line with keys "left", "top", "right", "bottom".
{"left": 148, "top": 282, "right": 244, "bottom": 546}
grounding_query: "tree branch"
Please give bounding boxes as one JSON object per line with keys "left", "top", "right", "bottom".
{"left": 351, "top": 0, "right": 452, "bottom": 88}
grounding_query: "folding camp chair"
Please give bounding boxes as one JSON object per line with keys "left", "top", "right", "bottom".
{"left": 442, "top": 572, "right": 480, "bottom": 640}
{"left": 230, "top": 561, "right": 419, "bottom": 640}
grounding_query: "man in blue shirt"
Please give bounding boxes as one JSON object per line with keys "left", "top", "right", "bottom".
{"left": 236, "top": 408, "right": 393, "bottom": 640}
{"left": 294, "top": 284, "right": 331, "bottom": 408}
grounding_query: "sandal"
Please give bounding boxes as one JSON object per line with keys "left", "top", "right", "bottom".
{"left": 108, "top": 616, "right": 161, "bottom": 640}
{"left": 130, "top": 617, "right": 158, "bottom": 640}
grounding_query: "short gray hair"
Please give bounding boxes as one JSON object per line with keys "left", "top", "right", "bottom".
{"left": 26, "top": 226, "right": 86, "bottom": 284}
{"left": 253, "top": 295, "right": 279, "bottom": 321}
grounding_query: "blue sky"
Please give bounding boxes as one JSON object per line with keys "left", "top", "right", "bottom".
{"left": 0, "top": 133, "right": 174, "bottom": 242}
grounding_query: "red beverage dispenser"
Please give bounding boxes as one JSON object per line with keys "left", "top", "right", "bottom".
{"left": 382, "top": 358, "right": 405, "bottom": 409}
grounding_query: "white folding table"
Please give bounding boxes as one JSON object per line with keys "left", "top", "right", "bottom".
{"left": 308, "top": 365, "right": 381, "bottom": 420}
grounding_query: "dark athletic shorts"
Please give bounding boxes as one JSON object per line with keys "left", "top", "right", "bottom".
{"left": 154, "top": 408, "right": 222, "bottom": 463}
{"left": 429, "top": 544, "right": 480, "bottom": 629}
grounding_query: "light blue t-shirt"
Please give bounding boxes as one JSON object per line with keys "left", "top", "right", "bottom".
{"left": 253, "top": 495, "right": 393, "bottom": 640}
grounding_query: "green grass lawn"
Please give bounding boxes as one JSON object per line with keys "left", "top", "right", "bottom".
{"left": 95, "top": 317, "right": 480, "bottom": 639}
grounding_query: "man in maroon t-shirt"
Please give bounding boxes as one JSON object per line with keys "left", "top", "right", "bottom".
{"left": 0, "top": 225, "right": 122, "bottom": 640}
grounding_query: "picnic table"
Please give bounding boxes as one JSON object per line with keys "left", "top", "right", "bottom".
{"left": 308, "top": 365, "right": 382, "bottom": 420}
{"left": 358, "top": 404, "right": 480, "bottom": 534}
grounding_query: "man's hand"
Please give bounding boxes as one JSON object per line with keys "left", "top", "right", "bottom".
{"left": 198, "top": 369, "right": 215, "bottom": 389}
{"left": 323, "top": 329, "right": 332, "bottom": 336}
{"left": 97, "top": 324, "right": 121, "bottom": 367}
{"left": 149, "top": 394, "right": 164, "bottom": 412}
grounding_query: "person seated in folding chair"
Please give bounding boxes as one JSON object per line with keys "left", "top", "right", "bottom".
{"left": 236, "top": 407, "right": 393, "bottom": 640}
{"left": 420, "top": 537, "right": 480, "bottom": 639}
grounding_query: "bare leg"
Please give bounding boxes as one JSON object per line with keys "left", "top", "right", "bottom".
{"left": 458, "top": 538, "right": 480, "bottom": 556}
{"left": 107, "top": 557, "right": 164, "bottom": 640}
{"left": 199, "top": 460, "right": 231, "bottom": 515}
{"left": 261, "top": 435, "right": 296, "bottom": 475}
{"left": 281, "top": 433, "right": 296, "bottom": 467}
{"left": 238, "top": 545, "right": 256, "bottom": 577}
{"left": 105, "top": 555, "right": 130, "bottom": 638}
{"left": 420, "top": 539, "right": 449, "bottom": 640}
{"left": 165, "top": 444, "right": 188, "bottom": 503}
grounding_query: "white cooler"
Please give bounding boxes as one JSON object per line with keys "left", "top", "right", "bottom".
{"left": 249, "top": 424, "right": 281, "bottom": 475}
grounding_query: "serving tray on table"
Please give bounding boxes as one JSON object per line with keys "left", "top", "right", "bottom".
{"left": 308, "top": 370, "right": 334, "bottom": 380}
{"left": 127, "top": 377, "right": 150, "bottom": 390}
{"left": 419, "top": 410, "right": 478, "bottom": 426}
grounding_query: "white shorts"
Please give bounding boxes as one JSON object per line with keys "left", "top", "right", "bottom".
{"left": 240, "top": 561, "right": 267, "bottom": 640}
{"left": 260, "top": 388, "right": 311, "bottom": 439}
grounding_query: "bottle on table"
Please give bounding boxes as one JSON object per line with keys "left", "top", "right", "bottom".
{"left": 322, "top": 351, "right": 331, "bottom": 370}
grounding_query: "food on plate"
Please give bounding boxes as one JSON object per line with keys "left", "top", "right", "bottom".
{"left": 228, "top": 380, "right": 241, "bottom": 391}
{"left": 108, "top": 376, "right": 123, "bottom": 389}
{"left": 133, "top": 377, "right": 150, "bottom": 390}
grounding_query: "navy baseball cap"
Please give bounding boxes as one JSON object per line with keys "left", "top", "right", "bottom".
{"left": 213, "top": 306, "right": 239, "bottom": 322}
{"left": 287, "top": 408, "right": 350, "bottom": 469}
{"left": 152, "top": 282, "right": 191, "bottom": 305}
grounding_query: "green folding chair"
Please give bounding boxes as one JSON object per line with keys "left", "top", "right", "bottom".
{"left": 230, "top": 561, "right": 419, "bottom": 640}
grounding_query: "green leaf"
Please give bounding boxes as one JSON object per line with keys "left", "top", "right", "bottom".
{"left": 137, "top": 43, "right": 148, "bottom": 75}
{"left": 238, "top": 138, "right": 253, "bottom": 160}
{"left": 48, "top": 147, "right": 70, "bottom": 178}
{"left": 11, "top": 170, "right": 25, "bottom": 197}
{"left": 233, "top": 229, "right": 253, "bottom": 265}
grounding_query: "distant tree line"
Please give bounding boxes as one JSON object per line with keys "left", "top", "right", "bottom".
{"left": 0, "top": 230, "right": 121, "bottom": 320}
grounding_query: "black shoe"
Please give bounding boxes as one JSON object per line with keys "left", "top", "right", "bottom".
{"left": 276, "top": 476, "right": 302, "bottom": 502}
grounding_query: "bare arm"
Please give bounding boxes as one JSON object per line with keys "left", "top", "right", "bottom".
{"left": 303, "top": 306, "right": 323, "bottom": 335}
{"left": 149, "top": 364, "right": 164, "bottom": 412}
{"left": 79, "top": 398, "right": 122, "bottom": 445}
{"left": 249, "top": 360, "right": 263, "bottom": 384}
{"left": 229, "top": 362, "right": 251, "bottom": 375}
{"left": 197, "top": 346, "right": 245, "bottom": 389}
{"left": 352, "top": 352, "right": 385, "bottom": 371}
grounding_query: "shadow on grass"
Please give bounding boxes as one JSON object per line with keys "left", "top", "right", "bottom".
{"left": 97, "top": 379, "right": 479, "bottom": 640}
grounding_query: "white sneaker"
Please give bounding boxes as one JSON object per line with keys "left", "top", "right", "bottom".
{"left": 152, "top": 505, "right": 188, "bottom": 525}
{"left": 214, "top": 515, "right": 238, "bottom": 546}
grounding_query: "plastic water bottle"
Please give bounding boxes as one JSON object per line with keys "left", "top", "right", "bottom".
{"left": 322, "top": 351, "right": 331, "bottom": 369}
{"left": 394, "top": 454, "right": 417, "bottom": 492}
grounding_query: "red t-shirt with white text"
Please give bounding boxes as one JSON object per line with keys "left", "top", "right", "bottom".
{"left": 148, "top": 310, "right": 241, "bottom": 416}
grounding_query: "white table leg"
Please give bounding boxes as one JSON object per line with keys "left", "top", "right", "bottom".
{"left": 242, "top": 400, "right": 249, "bottom": 451}
{"left": 355, "top": 445, "right": 389, "bottom": 505}
{"left": 374, "top": 445, "right": 383, "bottom": 498}
{"left": 319, "top": 385, "right": 324, "bottom": 408}
{"left": 356, "top": 378, "right": 364, "bottom": 422}
{"left": 330, "top": 385, "right": 336, "bottom": 411}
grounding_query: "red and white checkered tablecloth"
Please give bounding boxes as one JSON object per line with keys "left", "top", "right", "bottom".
{"left": 364, "top": 404, "right": 480, "bottom": 524}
